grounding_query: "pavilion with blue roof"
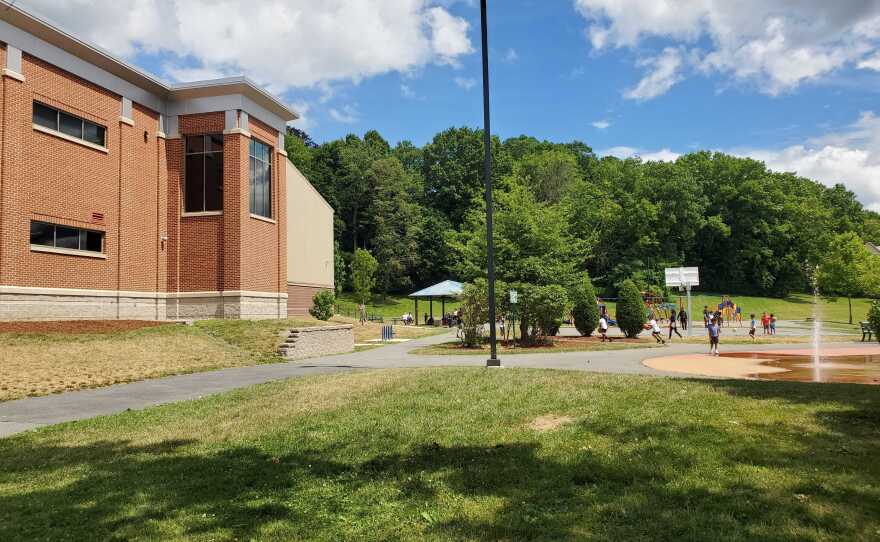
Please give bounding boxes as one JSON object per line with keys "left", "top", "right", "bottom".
{"left": 408, "top": 280, "right": 463, "bottom": 325}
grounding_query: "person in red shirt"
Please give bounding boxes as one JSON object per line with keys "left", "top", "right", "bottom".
{"left": 761, "top": 312, "right": 771, "bottom": 335}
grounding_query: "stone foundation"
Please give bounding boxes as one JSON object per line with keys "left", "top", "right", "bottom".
{"left": 279, "top": 324, "right": 354, "bottom": 360}
{"left": 0, "top": 286, "right": 286, "bottom": 321}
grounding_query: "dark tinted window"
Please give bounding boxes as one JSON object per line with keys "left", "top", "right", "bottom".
{"left": 83, "top": 122, "right": 105, "bottom": 146}
{"left": 184, "top": 134, "right": 224, "bottom": 213}
{"left": 33, "top": 102, "right": 58, "bottom": 130}
{"left": 55, "top": 226, "right": 80, "bottom": 249}
{"left": 184, "top": 154, "right": 205, "bottom": 212}
{"left": 82, "top": 230, "right": 103, "bottom": 252}
{"left": 204, "top": 152, "right": 223, "bottom": 211}
{"left": 33, "top": 101, "right": 106, "bottom": 148}
{"left": 30, "top": 221, "right": 104, "bottom": 253}
{"left": 59, "top": 112, "right": 83, "bottom": 139}
{"left": 249, "top": 139, "right": 272, "bottom": 218}
{"left": 30, "top": 221, "right": 54, "bottom": 246}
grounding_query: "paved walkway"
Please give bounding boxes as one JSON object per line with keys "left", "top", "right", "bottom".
{"left": 0, "top": 327, "right": 866, "bottom": 438}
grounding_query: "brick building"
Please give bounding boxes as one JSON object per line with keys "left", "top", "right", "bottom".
{"left": 0, "top": 3, "right": 334, "bottom": 320}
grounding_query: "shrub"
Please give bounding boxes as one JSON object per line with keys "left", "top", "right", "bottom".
{"left": 571, "top": 275, "right": 599, "bottom": 337}
{"left": 459, "top": 281, "right": 490, "bottom": 347}
{"left": 518, "top": 284, "right": 568, "bottom": 345}
{"left": 309, "top": 290, "right": 335, "bottom": 321}
{"left": 868, "top": 300, "right": 880, "bottom": 343}
{"left": 616, "top": 279, "right": 645, "bottom": 338}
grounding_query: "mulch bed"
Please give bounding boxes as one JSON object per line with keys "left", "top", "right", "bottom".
{"left": 552, "top": 335, "right": 651, "bottom": 345}
{"left": 0, "top": 320, "right": 166, "bottom": 334}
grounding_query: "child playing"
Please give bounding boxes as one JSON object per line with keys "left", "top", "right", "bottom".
{"left": 708, "top": 317, "right": 721, "bottom": 355}
{"left": 749, "top": 313, "right": 757, "bottom": 342}
{"left": 599, "top": 315, "right": 609, "bottom": 342}
{"left": 649, "top": 318, "right": 666, "bottom": 344}
{"left": 769, "top": 314, "right": 777, "bottom": 335}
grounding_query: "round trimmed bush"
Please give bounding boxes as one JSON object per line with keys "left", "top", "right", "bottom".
{"left": 571, "top": 275, "right": 599, "bottom": 337}
{"left": 616, "top": 279, "right": 645, "bottom": 338}
{"left": 309, "top": 290, "right": 336, "bottom": 321}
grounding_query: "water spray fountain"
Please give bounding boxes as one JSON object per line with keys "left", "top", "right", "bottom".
{"left": 809, "top": 263, "right": 822, "bottom": 381}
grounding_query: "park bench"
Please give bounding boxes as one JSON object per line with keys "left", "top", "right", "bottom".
{"left": 368, "top": 315, "right": 384, "bottom": 323}
{"left": 861, "top": 321, "right": 873, "bottom": 342}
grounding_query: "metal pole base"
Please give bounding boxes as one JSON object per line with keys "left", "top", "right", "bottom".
{"left": 486, "top": 357, "right": 502, "bottom": 367}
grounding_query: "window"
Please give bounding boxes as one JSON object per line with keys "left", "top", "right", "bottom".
{"left": 32, "top": 101, "right": 106, "bottom": 147}
{"left": 249, "top": 138, "right": 272, "bottom": 218}
{"left": 184, "top": 134, "right": 224, "bottom": 213}
{"left": 30, "top": 221, "right": 104, "bottom": 253}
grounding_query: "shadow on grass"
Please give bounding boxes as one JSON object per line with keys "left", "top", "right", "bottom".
{"left": 1, "top": 379, "right": 878, "bottom": 540}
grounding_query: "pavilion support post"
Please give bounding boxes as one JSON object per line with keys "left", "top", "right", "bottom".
{"left": 430, "top": 297, "right": 434, "bottom": 323}
{"left": 442, "top": 298, "right": 446, "bottom": 323}
{"left": 415, "top": 299, "right": 419, "bottom": 326}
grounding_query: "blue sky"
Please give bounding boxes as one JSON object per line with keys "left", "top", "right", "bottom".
{"left": 19, "top": 0, "right": 880, "bottom": 210}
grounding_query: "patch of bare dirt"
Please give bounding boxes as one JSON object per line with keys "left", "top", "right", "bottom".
{"left": 528, "top": 414, "right": 574, "bottom": 432}
{"left": 0, "top": 320, "right": 166, "bottom": 334}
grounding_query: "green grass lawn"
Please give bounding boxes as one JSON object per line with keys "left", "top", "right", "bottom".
{"left": 2, "top": 368, "right": 878, "bottom": 541}
{"left": 337, "top": 291, "right": 460, "bottom": 320}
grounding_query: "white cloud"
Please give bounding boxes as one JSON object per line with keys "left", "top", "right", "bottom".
{"left": 591, "top": 120, "right": 611, "bottom": 129}
{"left": 400, "top": 84, "right": 416, "bottom": 99}
{"left": 454, "top": 76, "right": 477, "bottom": 90}
{"left": 600, "top": 146, "right": 680, "bottom": 161}
{"left": 328, "top": 104, "right": 359, "bottom": 124}
{"left": 504, "top": 48, "right": 519, "bottom": 63}
{"left": 857, "top": 52, "right": 880, "bottom": 71}
{"left": 424, "top": 6, "right": 474, "bottom": 66}
{"left": 288, "top": 100, "right": 314, "bottom": 131}
{"left": 624, "top": 47, "right": 683, "bottom": 101}
{"left": 19, "top": 0, "right": 475, "bottom": 91}
{"left": 740, "top": 111, "right": 880, "bottom": 212}
{"left": 574, "top": 0, "right": 880, "bottom": 98}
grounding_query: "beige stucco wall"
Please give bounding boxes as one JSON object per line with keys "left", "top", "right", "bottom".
{"left": 286, "top": 160, "right": 334, "bottom": 288}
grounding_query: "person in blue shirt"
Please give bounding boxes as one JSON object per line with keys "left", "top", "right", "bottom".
{"left": 749, "top": 314, "right": 757, "bottom": 342}
{"left": 708, "top": 317, "right": 721, "bottom": 355}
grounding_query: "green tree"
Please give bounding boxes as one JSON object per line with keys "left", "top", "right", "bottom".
{"left": 818, "top": 232, "right": 873, "bottom": 324}
{"left": 451, "top": 184, "right": 585, "bottom": 288}
{"left": 616, "top": 279, "right": 645, "bottom": 338}
{"left": 867, "top": 300, "right": 880, "bottom": 342}
{"left": 333, "top": 241, "right": 346, "bottom": 294}
{"left": 368, "top": 157, "right": 422, "bottom": 294}
{"left": 517, "top": 284, "right": 568, "bottom": 344}
{"left": 571, "top": 274, "right": 600, "bottom": 337}
{"left": 515, "top": 149, "right": 582, "bottom": 203}
{"left": 351, "top": 248, "right": 378, "bottom": 304}
{"left": 422, "top": 127, "right": 511, "bottom": 227}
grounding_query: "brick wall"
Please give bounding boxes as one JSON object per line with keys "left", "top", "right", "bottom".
{"left": 0, "top": 52, "right": 162, "bottom": 292}
{"left": 0, "top": 44, "right": 289, "bottom": 319}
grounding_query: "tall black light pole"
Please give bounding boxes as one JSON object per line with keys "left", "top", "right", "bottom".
{"left": 481, "top": 0, "right": 501, "bottom": 367}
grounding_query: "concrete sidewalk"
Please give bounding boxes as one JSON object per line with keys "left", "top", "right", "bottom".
{"left": 0, "top": 328, "right": 865, "bottom": 438}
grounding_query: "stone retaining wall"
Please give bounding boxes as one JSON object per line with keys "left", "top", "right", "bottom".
{"left": 279, "top": 324, "right": 354, "bottom": 360}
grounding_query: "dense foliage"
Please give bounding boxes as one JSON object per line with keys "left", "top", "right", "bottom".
{"left": 309, "top": 290, "right": 335, "bottom": 321}
{"left": 571, "top": 275, "right": 600, "bottom": 337}
{"left": 351, "top": 249, "right": 378, "bottom": 304}
{"left": 517, "top": 284, "right": 568, "bottom": 345}
{"left": 286, "top": 127, "right": 879, "bottom": 298}
{"left": 868, "top": 300, "right": 880, "bottom": 341}
{"left": 616, "top": 280, "right": 646, "bottom": 338}
{"left": 458, "top": 280, "right": 492, "bottom": 347}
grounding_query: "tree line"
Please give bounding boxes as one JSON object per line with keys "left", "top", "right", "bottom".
{"left": 285, "top": 126, "right": 880, "bottom": 299}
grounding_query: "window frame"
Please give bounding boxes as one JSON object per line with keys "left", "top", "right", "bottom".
{"left": 183, "top": 134, "right": 224, "bottom": 215}
{"left": 32, "top": 101, "right": 107, "bottom": 149}
{"left": 29, "top": 220, "right": 105, "bottom": 257}
{"left": 248, "top": 137, "right": 273, "bottom": 219}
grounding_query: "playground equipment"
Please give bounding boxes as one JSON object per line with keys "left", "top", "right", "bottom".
{"left": 665, "top": 267, "right": 700, "bottom": 337}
